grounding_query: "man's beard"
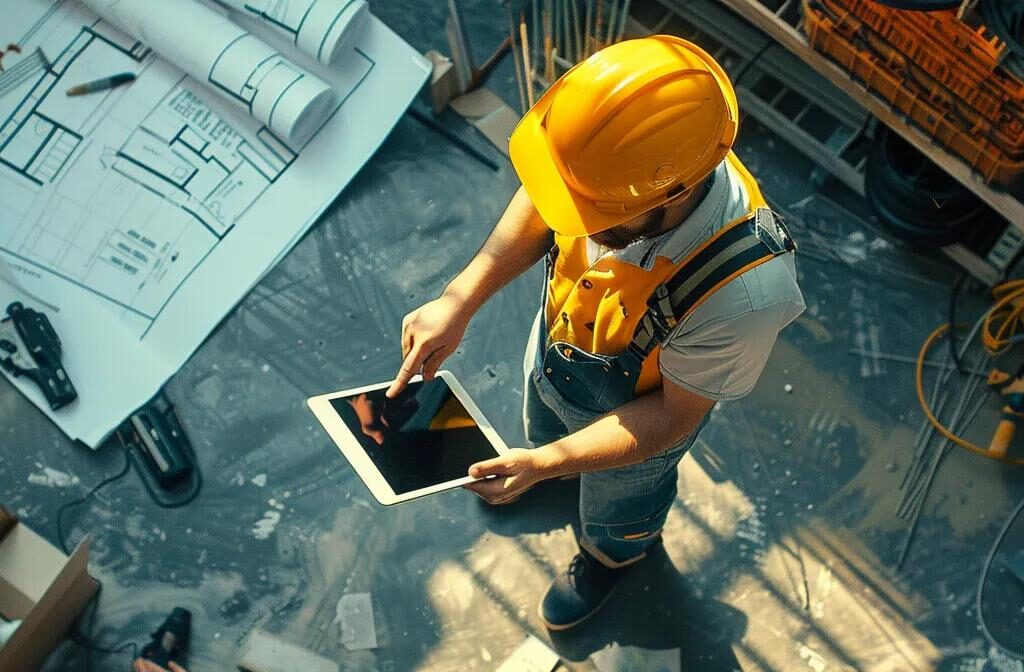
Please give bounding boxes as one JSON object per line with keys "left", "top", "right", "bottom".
{"left": 588, "top": 207, "right": 667, "bottom": 250}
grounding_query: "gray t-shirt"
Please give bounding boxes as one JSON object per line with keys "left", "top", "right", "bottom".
{"left": 529, "top": 159, "right": 805, "bottom": 402}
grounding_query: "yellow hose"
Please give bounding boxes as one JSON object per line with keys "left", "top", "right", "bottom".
{"left": 917, "top": 321, "right": 1024, "bottom": 465}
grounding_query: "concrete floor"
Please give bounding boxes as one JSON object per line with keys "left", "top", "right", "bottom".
{"left": 3, "top": 1, "right": 1024, "bottom": 670}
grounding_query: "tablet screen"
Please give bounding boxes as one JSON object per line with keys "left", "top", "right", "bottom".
{"left": 328, "top": 378, "right": 500, "bottom": 495}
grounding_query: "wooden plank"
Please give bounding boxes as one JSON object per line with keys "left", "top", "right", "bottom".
{"left": 710, "top": 0, "right": 1024, "bottom": 227}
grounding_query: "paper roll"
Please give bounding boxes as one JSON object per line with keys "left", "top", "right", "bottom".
{"left": 82, "top": 0, "right": 335, "bottom": 144}
{"left": 215, "top": 0, "right": 369, "bottom": 65}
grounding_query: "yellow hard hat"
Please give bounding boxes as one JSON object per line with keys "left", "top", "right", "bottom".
{"left": 509, "top": 35, "right": 739, "bottom": 237}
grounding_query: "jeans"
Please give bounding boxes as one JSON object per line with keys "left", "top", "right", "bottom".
{"left": 523, "top": 352, "right": 709, "bottom": 568}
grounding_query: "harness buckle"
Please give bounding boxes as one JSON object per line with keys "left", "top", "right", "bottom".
{"left": 754, "top": 208, "right": 796, "bottom": 254}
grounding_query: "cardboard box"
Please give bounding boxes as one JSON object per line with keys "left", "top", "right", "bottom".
{"left": 0, "top": 507, "right": 97, "bottom": 672}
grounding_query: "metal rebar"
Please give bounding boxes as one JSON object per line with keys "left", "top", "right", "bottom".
{"left": 896, "top": 390, "right": 990, "bottom": 571}
{"left": 507, "top": 3, "right": 527, "bottom": 114}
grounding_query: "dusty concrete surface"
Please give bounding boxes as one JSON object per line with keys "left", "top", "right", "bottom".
{"left": 2, "top": 1, "right": 1023, "bottom": 670}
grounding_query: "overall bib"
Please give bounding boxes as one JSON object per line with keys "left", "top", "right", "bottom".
{"left": 523, "top": 153, "right": 796, "bottom": 567}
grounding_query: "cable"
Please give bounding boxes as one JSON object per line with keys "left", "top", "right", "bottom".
{"left": 916, "top": 323, "right": 1024, "bottom": 464}
{"left": 983, "top": 280, "right": 1024, "bottom": 356}
{"left": 949, "top": 274, "right": 968, "bottom": 374}
{"left": 976, "top": 494, "right": 1024, "bottom": 660}
{"left": 55, "top": 435, "right": 131, "bottom": 555}
{"left": 55, "top": 433, "right": 138, "bottom": 672}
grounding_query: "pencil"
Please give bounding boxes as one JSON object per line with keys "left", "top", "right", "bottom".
{"left": 66, "top": 72, "right": 135, "bottom": 96}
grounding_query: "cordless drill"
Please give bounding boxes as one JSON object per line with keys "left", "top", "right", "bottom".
{"left": 139, "top": 608, "right": 191, "bottom": 669}
{"left": 987, "top": 368, "right": 1024, "bottom": 459}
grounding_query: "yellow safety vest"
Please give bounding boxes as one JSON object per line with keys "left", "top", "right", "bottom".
{"left": 544, "top": 152, "right": 772, "bottom": 398}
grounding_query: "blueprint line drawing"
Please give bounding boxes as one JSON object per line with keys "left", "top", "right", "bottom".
{"left": 216, "top": 0, "right": 369, "bottom": 65}
{"left": 82, "top": 0, "right": 335, "bottom": 143}
{"left": 1, "top": 3, "right": 372, "bottom": 323}
{"left": 0, "top": 0, "right": 428, "bottom": 447}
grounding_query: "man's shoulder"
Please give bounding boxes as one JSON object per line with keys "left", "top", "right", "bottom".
{"left": 673, "top": 254, "right": 804, "bottom": 338}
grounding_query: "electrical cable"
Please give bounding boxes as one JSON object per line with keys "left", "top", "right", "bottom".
{"left": 976, "top": 493, "right": 1024, "bottom": 660}
{"left": 917, "top": 278, "right": 1024, "bottom": 463}
{"left": 949, "top": 273, "right": 968, "bottom": 374}
{"left": 983, "top": 280, "right": 1024, "bottom": 356}
{"left": 55, "top": 433, "right": 139, "bottom": 672}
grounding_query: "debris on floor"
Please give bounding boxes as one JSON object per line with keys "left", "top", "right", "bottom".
{"left": 590, "top": 643, "right": 681, "bottom": 672}
{"left": 495, "top": 634, "right": 560, "bottom": 672}
{"left": 237, "top": 629, "right": 339, "bottom": 672}
{"left": 335, "top": 592, "right": 378, "bottom": 651}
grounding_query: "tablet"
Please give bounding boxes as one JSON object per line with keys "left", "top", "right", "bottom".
{"left": 307, "top": 371, "right": 508, "bottom": 505}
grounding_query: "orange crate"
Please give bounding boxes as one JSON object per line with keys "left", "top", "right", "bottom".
{"left": 815, "top": 1, "right": 1024, "bottom": 157}
{"left": 811, "top": 0, "right": 1024, "bottom": 157}
{"left": 820, "top": 0, "right": 1014, "bottom": 75}
{"left": 816, "top": 0, "right": 1024, "bottom": 123}
{"left": 804, "top": 0, "right": 1024, "bottom": 190}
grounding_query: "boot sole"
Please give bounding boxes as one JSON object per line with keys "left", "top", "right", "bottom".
{"left": 536, "top": 584, "right": 617, "bottom": 631}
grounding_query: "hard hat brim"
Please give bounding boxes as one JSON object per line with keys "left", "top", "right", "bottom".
{"left": 508, "top": 84, "right": 632, "bottom": 238}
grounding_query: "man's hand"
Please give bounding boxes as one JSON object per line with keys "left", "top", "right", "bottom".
{"left": 463, "top": 449, "right": 550, "bottom": 505}
{"left": 133, "top": 659, "right": 187, "bottom": 672}
{"left": 387, "top": 294, "right": 472, "bottom": 398}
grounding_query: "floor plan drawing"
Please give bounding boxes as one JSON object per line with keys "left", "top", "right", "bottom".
{"left": 1, "top": 2, "right": 371, "bottom": 323}
{"left": 0, "top": 0, "right": 428, "bottom": 446}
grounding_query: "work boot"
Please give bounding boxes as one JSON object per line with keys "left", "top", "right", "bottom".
{"left": 538, "top": 547, "right": 632, "bottom": 630}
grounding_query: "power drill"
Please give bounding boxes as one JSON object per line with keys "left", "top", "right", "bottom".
{"left": 139, "top": 608, "right": 191, "bottom": 669}
{"left": 987, "top": 368, "right": 1024, "bottom": 459}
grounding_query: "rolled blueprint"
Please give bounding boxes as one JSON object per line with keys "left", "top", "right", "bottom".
{"left": 82, "top": 0, "right": 335, "bottom": 144}
{"left": 215, "top": 0, "right": 370, "bottom": 65}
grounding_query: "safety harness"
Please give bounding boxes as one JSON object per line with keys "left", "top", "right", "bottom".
{"left": 629, "top": 208, "right": 797, "bottom": 360}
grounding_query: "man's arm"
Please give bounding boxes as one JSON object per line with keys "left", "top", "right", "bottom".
{"left": 464, "top": 381, "right": 716, "bottom": 504}
{"left": 387, "top": 186, "right": 552, "bottom": 397}
{"left": 446, "top": 185, "right": 554, "bottom": 313}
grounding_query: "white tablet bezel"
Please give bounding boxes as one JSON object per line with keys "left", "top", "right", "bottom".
{"left": 307, "top": 370, "right": 508, "bottom": 505}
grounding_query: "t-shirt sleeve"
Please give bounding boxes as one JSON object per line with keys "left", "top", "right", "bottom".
{"left": 658, "top": 301, "right": 796, "bottom": 401}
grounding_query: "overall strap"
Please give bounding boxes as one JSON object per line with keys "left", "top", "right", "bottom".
{"left": 628, "top": 208, "right": 796, "bottom": 357}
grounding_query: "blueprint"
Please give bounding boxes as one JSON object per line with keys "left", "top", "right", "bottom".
{"left": 215, "top": 0, "right": 369, "bottom": 65}
{"left": 83, "top": 0, "right": 335, "bottom": 143}
{"left": 0, "top": 0, "right": 430, "bottom": 446}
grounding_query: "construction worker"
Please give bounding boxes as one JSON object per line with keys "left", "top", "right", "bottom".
{"left": 387, "top": 36, "right": 805, "bottom": 630}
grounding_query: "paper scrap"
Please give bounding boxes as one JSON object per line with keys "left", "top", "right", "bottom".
{"left": 590, "top": 644, "right": 680, "bottom": 672}
{"left": 335, "top": 593, "right": 377, "bottom": 651}
{"left": 496, "top": 635, "right": 560, "bottom": 672}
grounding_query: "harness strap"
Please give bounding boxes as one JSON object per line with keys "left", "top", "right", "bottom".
{"left": 627, "top": 208, "right": 796, "bottom": 358}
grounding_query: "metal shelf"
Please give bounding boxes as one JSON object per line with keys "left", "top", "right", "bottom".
{"left": 713, "top": 0, "right": 1024, "bottom": 227}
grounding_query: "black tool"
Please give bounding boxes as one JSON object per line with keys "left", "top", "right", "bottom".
{"left": 139, "top": 607, "right": 191, "bottom": 668}
{"left": 125, "top": 392, "right": 194, "bottom": 487}
{"left": 0, "top": 301, "right": 77, "bottom": 410}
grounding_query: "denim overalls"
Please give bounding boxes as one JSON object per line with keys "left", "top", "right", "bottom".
{"left": 524, "top": 311, "right": 709, "bottom": 567}
{"left": 523, "top": 207, "right": 795, "bottom": 567}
